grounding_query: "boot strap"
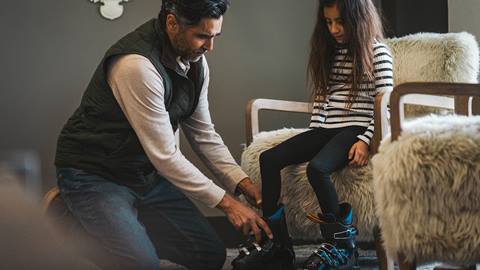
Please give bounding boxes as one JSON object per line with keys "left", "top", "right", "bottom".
{"left": 333, "top": 226, "right": 358, "bottom": 240}
{"left": 312, "top": 243, "right": 349, "bottom": 266}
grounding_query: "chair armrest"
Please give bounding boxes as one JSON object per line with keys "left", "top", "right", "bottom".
{"left": 390, "top": 82, "right": 480, "bottom": 141}
{"left": 372, "top": 88, "right": 457, "bottom": 154}
{"left": 245, "top": 98, "right": 312, "bottom": 145}
{"left": 372, "top": 90, "right": 391, "bottom": 155}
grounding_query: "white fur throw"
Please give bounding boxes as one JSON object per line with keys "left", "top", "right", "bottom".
{"left": 372, "top": 115, "right": 480, "bottom": 264}
{"left": 241, "top": 128, "right": 376, "bottom": 241}
{"left": 240, "top": 32, "right": 479, "bottom": 243}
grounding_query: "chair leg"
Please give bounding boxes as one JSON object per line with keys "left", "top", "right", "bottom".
{"left": 398, "top": 252, "right": 416, "bottom": 270}
{"left": 374, "top": 226, "right": 393, "bottom": 270}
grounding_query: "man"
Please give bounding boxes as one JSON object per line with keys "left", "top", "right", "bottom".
{"left": 54, "top": 0, "right": 272, "bottom": 269}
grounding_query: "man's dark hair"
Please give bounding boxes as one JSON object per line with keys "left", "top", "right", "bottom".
{"left": 159, "top": 0, "right": 230, "bottom": 28}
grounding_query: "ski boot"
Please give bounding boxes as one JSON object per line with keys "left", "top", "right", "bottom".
{"left": 302, "top": 203, "right": 360, "bottom": 270}
{"left": 231, "top": 205, "right": 295, "bottom": 270}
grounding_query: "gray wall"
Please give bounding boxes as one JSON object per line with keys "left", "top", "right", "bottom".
{"left": 0, "top": 1, "right": 316, "bottom": 214}
{"left": 448, "top": 0, "right": 480, "bottom": 40}
{"left": 448, "top": 0, "right": 480, "bottom": 80}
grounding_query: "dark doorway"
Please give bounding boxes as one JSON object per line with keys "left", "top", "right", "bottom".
{"left": 380, "top": 0, "right": 448, "bottom": 37}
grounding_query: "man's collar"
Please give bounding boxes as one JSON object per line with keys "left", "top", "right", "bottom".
{"left": 176, "top": 56, "right": 191, "bottom": 74}
{"left": 154, "top": 19, "right": 190, "bottom": 77}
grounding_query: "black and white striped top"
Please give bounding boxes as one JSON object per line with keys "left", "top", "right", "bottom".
{"left": 309, "top": 42, "right": 394, "bottom": 145}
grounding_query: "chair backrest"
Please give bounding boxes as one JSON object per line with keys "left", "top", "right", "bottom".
{"left": 385, "top": 32, "right": 479, "bottom": 117}
{"left": 386, "top": 32, "right": 479, "bottom": 85}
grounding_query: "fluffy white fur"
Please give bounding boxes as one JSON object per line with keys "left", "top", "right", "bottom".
{"left": 386, "top": 32, "right": 479, "bottom": 86}
{"left": 372, "top": 115, "right": 480, "bottom": 264}
{"left": 385, "top": 32, "right": 479, "bottom": 117}
{"left": 240, "top": 32, "right": 479, "bottom": 243}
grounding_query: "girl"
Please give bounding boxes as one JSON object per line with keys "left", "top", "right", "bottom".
{"left": 232, "top": 0, "right": 393, "bottom": 269}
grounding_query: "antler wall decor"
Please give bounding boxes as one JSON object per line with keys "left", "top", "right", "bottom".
{"left": 90, "top": 0, "right": 129, "bottom": 20}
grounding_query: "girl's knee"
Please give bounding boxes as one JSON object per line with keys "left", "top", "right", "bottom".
{"left": 306, "top": 161, "right": 330, "bottom": 180}
{"left": 259, "top": 149, "right": 278, "bottom": 167}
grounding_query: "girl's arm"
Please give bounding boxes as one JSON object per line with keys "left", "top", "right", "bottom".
{"left": 357, "top": 44, "right": 394, "bottom": 146}
{"left": 350, "top": 44, "right": 394, "bottom": 166}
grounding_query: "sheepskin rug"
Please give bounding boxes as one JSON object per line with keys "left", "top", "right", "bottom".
{"left": 372, "top": 115, "right": 480, "bottom": 264}
{"left": 241, "top": 128, "right": 376, "bottom": 242}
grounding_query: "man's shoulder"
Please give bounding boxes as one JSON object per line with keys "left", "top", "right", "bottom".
{"left": 111, "top": 54, "right": 157, "bottom": 74}
{"left": 108, "top": 54, "right": 164, "bottom": 90}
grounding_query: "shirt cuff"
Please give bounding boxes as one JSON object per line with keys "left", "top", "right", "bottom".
{"left": 357, "top": 134, "right": 371, "bottom": 146}
{"left": 201, "top": 182, "right": 227, "bottom": 208}
{"left": 222, "top": 167, "right": 249, "bottom": 195}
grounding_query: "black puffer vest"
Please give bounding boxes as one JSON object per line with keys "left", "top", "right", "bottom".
{"left": 55, "top": 19, "right": 204, "bottom": 192}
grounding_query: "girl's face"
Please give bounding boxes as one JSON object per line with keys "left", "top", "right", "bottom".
{"left": 323, "top": 3, "right": 347, "bottom": 44}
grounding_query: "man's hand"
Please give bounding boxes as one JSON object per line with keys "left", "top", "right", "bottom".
{"left": 237, "top": 177, "right": 262, "bottom": 208}
{"left": 217, "top": 194, "right": 272, "bottom": 243}
{"left": 348, "top": 140, "right": 369, "bottom": 167}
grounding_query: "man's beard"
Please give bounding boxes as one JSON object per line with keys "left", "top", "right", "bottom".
{"left": 172, "top": 34, "right": 205, "bottom": 62}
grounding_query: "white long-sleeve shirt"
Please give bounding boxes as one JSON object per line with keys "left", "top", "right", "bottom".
{"left": 107, "top": 54, "right": 248, "bottom": 208}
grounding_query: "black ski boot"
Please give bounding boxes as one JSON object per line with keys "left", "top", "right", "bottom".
{"left": 302, "top": 203, "right": 359, "bottom": 270}
{"left": 231, "top": 205, "right": 295, "bottom": 270}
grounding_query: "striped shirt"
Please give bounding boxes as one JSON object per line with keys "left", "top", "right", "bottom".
{"left": 309, "top": 42, "right": 394, "bottom": 145}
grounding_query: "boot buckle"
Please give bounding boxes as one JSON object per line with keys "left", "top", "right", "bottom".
{"left": 333, "top": 227, "right": 358, "bottom": 239}
{"left": 240, "top": 247, "right": 250, "bottom": 256}
{"left": 238, "top": 242, "right": 262, "bottom": 256}
{"left": 253, "top": 242, "right": 262, "bottom": 252}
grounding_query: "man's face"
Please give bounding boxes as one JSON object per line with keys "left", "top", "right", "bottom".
{"left": 167, "top": 15, "right": 223, "bottom": 62}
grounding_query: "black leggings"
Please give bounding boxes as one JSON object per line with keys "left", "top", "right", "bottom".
{"left": 260, "top": 126, "right": 366, "bottom": 218}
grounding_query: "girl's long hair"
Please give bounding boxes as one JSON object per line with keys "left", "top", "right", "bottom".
{"left": 308, "top": 0, "right": 384, "bottom": 105}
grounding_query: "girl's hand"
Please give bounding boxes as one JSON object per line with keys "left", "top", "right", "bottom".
{"left": 348, "top": 140, "right": 369, "bottom": 167}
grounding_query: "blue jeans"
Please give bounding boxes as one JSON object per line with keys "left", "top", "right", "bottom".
{"left": 56, "top": 167, "right": 226, "bottom": 270}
